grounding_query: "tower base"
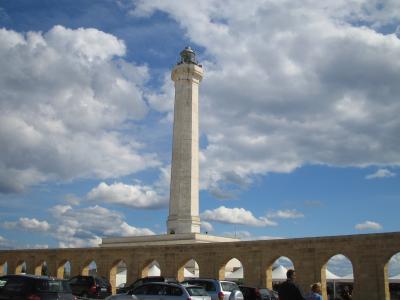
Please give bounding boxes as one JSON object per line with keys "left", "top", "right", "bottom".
{"left": 100, "top": 233, "right": 239, "bottom": 247}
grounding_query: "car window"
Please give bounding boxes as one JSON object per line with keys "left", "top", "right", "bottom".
{"left": 165, "top": 286, "right": 183, "bottom": 296}
{"left": 184, "top": 281, "right": 216, "bottom": 292}
{"left": 132, "top": 284, "right": 149, "bottom": 295}
{"left": 2, "top": 277, "right": 26, "bottom": 293}
{"left": 259, "top": 289, "right": 270, "bottom": 296}
{"left": 186, "top": 287, "right": 208, "bottom": 296}
{"left": 0, "top": 278, "right": 7, "bottom": 289}
{"left": 146, "top": 284, "right": 165, "bottom": 295}
{"left": 35, "top": 280, "right": 64, "bottom": 293}
{"left": 221, "top": 282, "right": 238, "bottom": 292}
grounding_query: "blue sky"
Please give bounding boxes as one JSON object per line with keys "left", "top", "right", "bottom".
{"left": 0, "top": 0, "right": 399, "bottom": 269}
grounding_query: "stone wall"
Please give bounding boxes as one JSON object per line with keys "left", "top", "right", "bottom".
{"left": 1, "top": 232, "right": 400, "bottom": 300}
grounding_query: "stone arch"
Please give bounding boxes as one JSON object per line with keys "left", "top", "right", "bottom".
{"left": 16, "top": 260, "right": 27, "bottom": 274}
{"left": 141, "top": 259, "right": 161, "bottom": 277}
{"left": 0, "top": 261, "right": 7, "bottom": 275}
{"left": 35, "top": 260, "right": 48, "bottom": 276}
{"left": 110, "top": 259, "right": 127, "bottom": 294}
{"left": 384, "top": 251, "right": 400, "bottom": 300}
{"left": 321, "top": 253, "right": 354, "bottom": 300}
{"left": 82, "top": 260, "right": 97, "bottom": 276}
{"left": 177, "top": 258, "right": 200, "bottom": 282}
{"left": 57, "top": 260, "right": 71, "bottom": 279}
{"left": 265, "top": 255, "right": 295, "bottom": 290}
{"left": 218, "top": 257, "right": 244, "bottom": 284}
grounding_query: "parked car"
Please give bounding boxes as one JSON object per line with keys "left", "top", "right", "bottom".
{"left": 239, "top": 286, "right": 278, "bottom": 300}
{"left": 68, "top": 275, "right": 111, "bottom": 299}
{"left": 117, "top": 276, "right": 178, "bottom": 294}
{"left": 0, "top": 274, "right": 76, "bottom": 300}
{"left": 106, "top": 282, "right": 211, "bottom": 300}
{"left": 181, "top": 279, "right": 244, "bottom": 300}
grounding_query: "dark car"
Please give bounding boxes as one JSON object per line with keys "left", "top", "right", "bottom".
{"left": 0, "top": 274, "right": 76, "bottom": 300}
{"left": 239, "top": 286, "right": 278, "bottom": 300}
{"left": 68, "top": 275, "right": 111, "bottom": 299}
{"left": 116, "top": 276, "right": 178, "bottom": 294}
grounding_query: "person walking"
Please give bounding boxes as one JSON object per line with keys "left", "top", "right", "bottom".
{"left": 305, "top": 283, "right": 323, "bottom": 300}
{"left": 278, "top": 269, "right": 305, "bottom": 300}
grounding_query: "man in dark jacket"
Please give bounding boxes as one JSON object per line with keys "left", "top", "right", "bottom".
{"left": 278, "top": 269, "right": 305, "bottom": 300}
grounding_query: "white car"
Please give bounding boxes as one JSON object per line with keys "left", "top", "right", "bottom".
{"left": 106, "top": 282, "right": 211, "bottom": 300}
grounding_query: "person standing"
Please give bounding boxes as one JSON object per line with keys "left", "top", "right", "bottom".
{"left": 278, "top": 269, "right": 305, "bottom": 300}
{"left": 306, "top": 283, "right": 323, "bottom": 300}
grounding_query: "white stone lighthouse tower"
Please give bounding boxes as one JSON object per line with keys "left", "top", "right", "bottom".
{"left": 100, "top": 48, "right": 237, "bottom": 246}
{"left": 167, "top": 47, "right": 203, "bottom": 234}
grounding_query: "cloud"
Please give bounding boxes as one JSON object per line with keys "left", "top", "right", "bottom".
{"left": 133, "top": 0, "right": 400, "bottom": 194}
{"left": 389, "top": 253, "right": 400, "bottom": 276}
{"left": 366, "top": 168, "right": 396, "bottom": 179}
{"left": 201, "top": 221, "right": 214, "bottom": 232}
{"left": 268, "top": 209, "right": 304, "bottom": 219}
{"left": 355, "top": 220, "right": 383, "bottom": 231}
{"left": 3, "top": 217, "right": 50, "bottom": 232}
{"left": 326, "top": 254, "right": 354, "bottom": 277}
{"left": 201, "top": 206, "right": 277, "bottom": 227}
{"left": 0, "top": 235, "right": 12, "bottom": 249}
{"left": 0, "top": 25, "right": 159, "bottom": 193}
{"left": 87, "top": 182, "right": 166, "bottom": 208}
{"left": 87, "top": 166, "right": 170, "bottom": 208}
{"left": 49, "top": 205, "right": 154, "bottom": 247}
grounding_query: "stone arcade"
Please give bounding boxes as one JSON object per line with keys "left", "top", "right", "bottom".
{"left": 1, "top": 48, "right": 400, "bottom": 300}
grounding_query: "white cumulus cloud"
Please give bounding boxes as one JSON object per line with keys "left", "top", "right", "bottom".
{"left": 366, "top": 169, "right": 396, "bottom": 179}
{"left": 87, "top": 182, "right": 166, "bottom": 208}
{"left": 355, "top": 220, "right": 383, "bottom": 231}
{"left": 133, "top": 0, "right": 400, "bottom": 194}
{"left": 268, "top": 209, "right": 304, "bottom": 219}
{"left": 49, "top": 205, "right": 155, "bottom": 247}
{"left": 86, "top": 166, "right": 170, "bottom": 208}
{"left": 3, "top": 217, "right": 50, "bottom": 232}
{"left": 0, "top": 25, "right": 159, "bottom": 193}
{"left": 201, "top": 206, "right": 277, "bottom": 227}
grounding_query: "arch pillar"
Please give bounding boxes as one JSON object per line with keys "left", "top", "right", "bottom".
{"left": 351, "top": 253, "right": 384, "bottom": 300}
{"left": 197, "top": 255, "right": 218, "bottom": 279}
{"left": 291, "top": 251, "right": 317, "bottom": 297}
{"left": 242, "top": 251, "right": 262, "bottom": 286}
{"left": 127, "top": 259, "right": 141, "bottom": 285}
{"left": 159, "top": 254, "right": 176, "bottom": 278}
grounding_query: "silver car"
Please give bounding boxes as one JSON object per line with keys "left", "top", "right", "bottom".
{"left": 106, "top": 282, "right": 211, "bottom": 300}
{"left": 181, "top": 279, "right": 243, "bottom": 300}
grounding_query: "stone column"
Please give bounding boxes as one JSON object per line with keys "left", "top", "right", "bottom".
{"left": 167, "top": 47, "right": 203, "bottom": 235}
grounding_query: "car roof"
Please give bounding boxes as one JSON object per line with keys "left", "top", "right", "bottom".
{"left": 183, "top": 278, "right": 217, "bottom": 282}
{"left": 0, "top": 274, "right": 60, "bottom": 280}
{"left": 140, "top": 282, "right": 182, "bottom": 287}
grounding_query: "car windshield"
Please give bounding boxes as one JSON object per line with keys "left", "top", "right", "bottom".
{"left": 35, "top": 279, "right": 67, "bottom": 293}
{"left": 221, "top": 282, "right": 238, "bottom": 292}
{"left": 186, "top": 286, "right": 209, "bottom": 296}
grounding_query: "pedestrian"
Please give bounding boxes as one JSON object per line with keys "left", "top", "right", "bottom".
{"left": 278, "top": 269, "right": 305, "bottom": 300}
{"left": 305, "top": 282, "right": 322, "bottom": 300}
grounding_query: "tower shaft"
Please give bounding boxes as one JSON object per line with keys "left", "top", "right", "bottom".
{"left": 167, "top": 61, "right": 203, "bottom": 234}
